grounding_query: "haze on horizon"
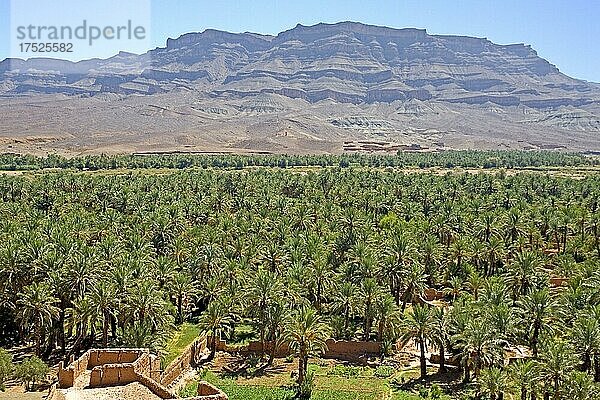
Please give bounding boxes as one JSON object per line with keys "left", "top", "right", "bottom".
{"left": 0, "top": 0, "right": 599, "bottom": 83}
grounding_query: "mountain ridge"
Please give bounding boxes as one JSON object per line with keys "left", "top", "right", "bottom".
{"left": 0, "top": 21, "right": 599, "bottom": 155}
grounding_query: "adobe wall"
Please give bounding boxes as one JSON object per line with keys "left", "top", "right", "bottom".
{"left": 89, "top": 364, "right": 137, "bottom": 386}
{"left": 245, "top": 341, "right": 289, "bottom": 357}
{"left": 57, "top": 348, "right": 190, "bottom": 399}
{"left": 215, "top": 338, "right": 381, "bottom": 362}
{"left": 161, "top": 336, "right": 208, "bottom": 387}
{"left": 136, "top": 371, "right": 177, "bottom": 399}
{"left": 58, "top": 351, "right": 91, "bottom": 388}
{"left": 423, "top": 288, "right": 445, "bottom": 301}
{"left": 323, "top": 339, "right": 381, "bottom": 361}
{"left": 187, "top": 381, "right": 228, "bottom": 400}
{"left": 87, "top": 352, "right": 160, "bottom": 387}
{"left": 87, "top": 349, "right": 145, "bottom": 368}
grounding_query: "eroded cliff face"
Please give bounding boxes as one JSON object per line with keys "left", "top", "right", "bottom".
{"left": 1, "top": 21, "right": 595, "bottom": 106}
{"left": 1, "top": 22, "right": 599, "bottom": 154}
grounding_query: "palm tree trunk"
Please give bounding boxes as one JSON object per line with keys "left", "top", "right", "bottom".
{"left": 343, "top": 307, "right": 349, "bottom": 340}
{"left": 209, "top": 333, "right": 216, "bottom": 360}
{"left": 268, "top": 343, "right": 276, "bottom": 366}
{"left": 59, "top": 309, "right": 66, "bottom": 355}
{"left": 102, "top": 311, "right": 109, "bottom": 348}
{"left": 35, "top": 325, "right": 42, "bottom": 357}
{"left": 298, "top": 353, "right": 305, "bottom": 384}
{"left": 594, "top": 354, "right": 600, "bottom": 382}
{"left": 419, "top": 338, "right": 426, "bottom": 379}
{"left": 463, "top": 365, "right": 470, "bottom": 383}
{"left": 521, "top": 388, "right": 527, "bottom": 400}
{"left": 532, "top": 323, "right": 540, "bottom": 358}
{"left": 583, "top": 352, "right": 591, "bottom": 373}
{"left": 177, "top": 294, "right": 183, "bottom": 324}
{"left": 438, "top": 342, "right": 446, "bottom": 373}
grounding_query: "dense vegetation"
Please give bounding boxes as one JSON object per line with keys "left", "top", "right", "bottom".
{"left": 0, "top": 150, "right": 597, "bottom": 171}
{"left": 0, "top": 152, "right": 599, "bottom": 398}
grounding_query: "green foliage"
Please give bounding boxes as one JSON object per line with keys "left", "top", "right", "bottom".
{"left": 0, "top": 152, "right": 599, "bottom": 398}
{"left": 0, "top": 348, "right": 14, "bottom": 391}
{"left": 326, "top": 365, "right": 364, "bottom": 378}
{"left": 0, "top": 150, "right": 595, "bottom": 171}
{"left": 298, "top": 370, "right": 315, "bottom": 399}
{"left": 374, "top": 365, "right": 395, "bottom": 378}
{"left": 15, "top": 356, "right": 48, "bottom": 391}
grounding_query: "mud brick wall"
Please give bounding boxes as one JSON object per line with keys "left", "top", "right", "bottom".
{"left": 216, "top": 338, "right": 381, "bottom": 362}
{"left": 245, "top": 341, "right": 290, "bottom": 357}
{"left": 136, "top": 370, "right": 176, "bottom": 399}
{"left": 89, "top": 364, "right": 137, "bottom": 387}
{"left": 161, "top": 336, "right": 208, "bottom": 387}
{"left": 323, "top": 339, "right": 381, "bottom": 360}
{"left": 134, "top": 352, "right": 151, "bottom": 376}
{"left": 195, "top": 381, "right": 228, "bottom": 399}
{"left": 424, "top": 288, "right": 445, "bottom": 301}
{"left": 87, "top": 349, "right": 145, "bottom": 368}
{"left": 58, "top": 351, "right": 91, "bottom": 388}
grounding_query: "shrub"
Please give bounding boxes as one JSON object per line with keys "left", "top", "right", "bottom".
{"left": 0, "top": 349, "right": 14, "bottom": 391}
{"left": 429, "top": 384, "right": 443, "bottom": 399}
{"left": 374, "top": 365, "right": 395, "bottom": 378}
{"left": 15, "top": 356, "right": 48, "bottom": 391}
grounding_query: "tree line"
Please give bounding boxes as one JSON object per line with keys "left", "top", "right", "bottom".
{"left": 0, "top": 150, "right": 597, "bottom": 172}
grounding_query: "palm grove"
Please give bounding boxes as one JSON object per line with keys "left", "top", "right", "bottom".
{"left": 0, "top": 154, "right": 599, "bottom": 398}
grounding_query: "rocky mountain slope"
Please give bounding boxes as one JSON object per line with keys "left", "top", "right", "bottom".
{"left": 1, "top": 21, "right": 599, "bottom": 154}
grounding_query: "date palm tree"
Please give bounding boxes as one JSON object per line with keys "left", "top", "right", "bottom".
{"left": 331, "top": 281, "right": 357, "bottom": 340}
{"left": 374, "top": 294, "right": 401, "bottom": 342}
{"left": 569, "top": 314, "right": 600, "bottom": 373}
{"left": 431, "top": 307, "right": 450, "bottom": 374}
{"left": 507, "top": 359, "right": 537, "bottom": 400}
{"left": 285, "top": 306, "right": 329, "bottom": 386}
{"left": 359, "top": 278, "right": 380, "bottom": 341}
{"left": 537, "top": 338, "right": 578, "bottom": 400}
{"left": 518, "top": 288, "right": 555, "bottom": 358}
{"left": 16, "top": 282, "right": 60, "bottom": 356}
{"left": 198, "top": 300, "right": 233, "bottom": 360}
{"left": 478, "top": 367, "right": 508, "bottom": 400}
{"left": 88, "top": 281, "right": 117, "bottom": 347}
{"left": 452, "top": 319, "right": 503, "bottom": 382}
{"left": 400, "top": 304, "right": 433, "bottom": 379}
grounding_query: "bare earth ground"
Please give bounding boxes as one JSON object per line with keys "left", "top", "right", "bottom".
{"left": 1, "top": 92, "right": 599, "bottom": 156}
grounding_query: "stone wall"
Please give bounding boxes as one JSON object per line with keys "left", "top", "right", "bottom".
{"left": 161, "top": 336, "right": 208, "bottom": 387}
{"left": 87, "top": 351, "right": 160, "bottom": 387}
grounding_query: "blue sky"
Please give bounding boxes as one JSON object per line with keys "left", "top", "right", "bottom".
{"left": 1, "top": 0, "right": 598, "bottom": 82}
